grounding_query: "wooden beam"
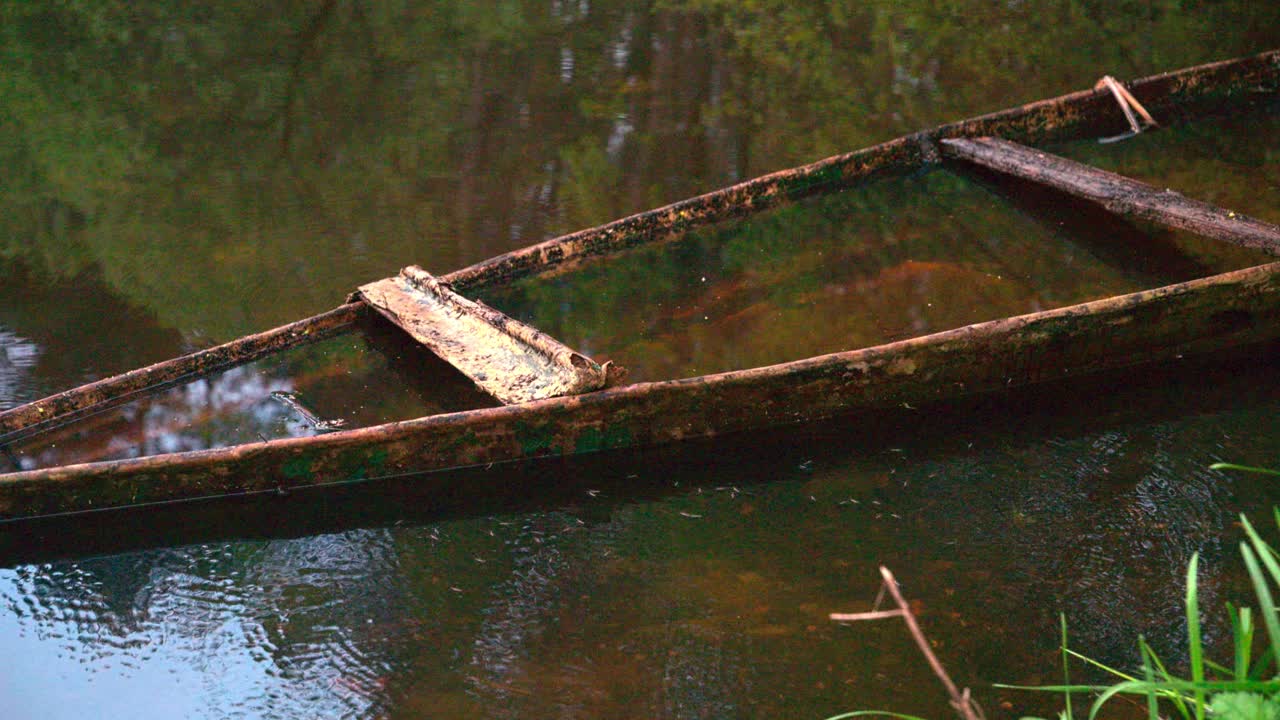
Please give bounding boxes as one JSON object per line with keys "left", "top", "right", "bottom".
{"left": 940, "top": 136, "right": 1280, "bottom": 255}
{"left": 358, "top": 267, "right": 615, "bottom": 404}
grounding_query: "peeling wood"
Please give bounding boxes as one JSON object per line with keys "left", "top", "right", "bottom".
{"left": 941, "top": 136, "right": 1280, "bottom": 255}
{"left": 2, "top": 261, "right": 1279, "bottom": 520}
{"left": 359, "top": 266, "right": 615, "bottom": 404}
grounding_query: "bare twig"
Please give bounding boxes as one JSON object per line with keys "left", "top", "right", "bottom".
{"left": 830, "top": 566, "right": 985, "bottom": 720}
{"left": 829, "top": 609, "right": 906, "bottom": 622}
{"left": 1094, "top": 75, "right": 1158, "bottom": 143}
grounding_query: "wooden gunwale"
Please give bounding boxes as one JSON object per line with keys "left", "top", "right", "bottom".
{"left": 0, "top": 49, "right": 1278, "bottom": 519}
{"left": 2, "top": 48, "right": 1275, "bottom": 444}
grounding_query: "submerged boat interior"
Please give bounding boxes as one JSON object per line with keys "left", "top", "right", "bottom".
{"left": 0, "top": 49, "right": 1277, "bottom": 523}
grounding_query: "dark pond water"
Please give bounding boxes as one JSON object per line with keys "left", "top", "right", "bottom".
{"left": 1, "top": 3, "right": 1279, "bottom": 718}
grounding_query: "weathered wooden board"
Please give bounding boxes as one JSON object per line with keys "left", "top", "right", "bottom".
{"left": 941, "top": 136, "right": 1280, "bottom": 255}
{"left": 359, "top": 266, "right": 613, "bottom": 404}
{"left": 2, "top": 261, "right": 1278, "bottom": 520}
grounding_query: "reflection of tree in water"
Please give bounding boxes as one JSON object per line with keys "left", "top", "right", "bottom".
{"left": 8, "top": 329, "right": 436, "bottom": 470}
{"left": 0, "top": 529, "right": 408, "bottom": 719}
{"left": 0, "top": 328, "right": 40, "bottom": 412}
{"left": 5, "top": 0, "right": 1273, "bottom": 343}
{"left": 0, "top": 0, "right": 754, "bottom": 338}
{"left": 12, "top": 364, "right": 303, "bottom": 471}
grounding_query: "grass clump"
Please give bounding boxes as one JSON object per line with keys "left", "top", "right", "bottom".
{"left": 1006, "top": 503, "right": 1280, "bottom": 720}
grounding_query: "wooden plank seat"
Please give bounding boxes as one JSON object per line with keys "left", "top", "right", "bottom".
{"left": 358, "top": 266, "right": 621, "bottom": 404}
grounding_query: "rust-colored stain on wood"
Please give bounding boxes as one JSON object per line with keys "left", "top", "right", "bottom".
{"left": 359, "top": 266, "right": 615, "bottom": 404}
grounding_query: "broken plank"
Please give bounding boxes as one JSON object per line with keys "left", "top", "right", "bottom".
{"left": 358, "top": 266, "right": 615, "bottom": 404}
{"left": 940, "top": 136, "right": 1280, "bottom": 256}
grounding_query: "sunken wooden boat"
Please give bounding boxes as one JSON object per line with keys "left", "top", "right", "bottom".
{"left": 1, "top": 49, "right": 1278, "bottom": 521}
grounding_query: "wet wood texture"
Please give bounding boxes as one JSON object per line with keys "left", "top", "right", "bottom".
{"left": 941, "top": 137, "right": 1280, "bottom": 255}
{"left": 359, "top": 266, "right": 611, "bottom": 404}
{"left": 1, "top": 261, "right": 1279, "bottom": 520}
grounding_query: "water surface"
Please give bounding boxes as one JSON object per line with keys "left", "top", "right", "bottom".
{"left": 1, "top": 3, "right": 1279, "bottom": 718}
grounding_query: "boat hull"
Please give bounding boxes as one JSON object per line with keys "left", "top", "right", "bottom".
{"left": 3, "top": 261, "right": 1278, "bottom": 520}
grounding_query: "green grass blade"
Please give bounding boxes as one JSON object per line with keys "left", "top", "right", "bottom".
{"left": 824, "top": 707, "right": 926, "bottom": 712}
{"left": 1228, "top": 603, "right": 1254, "bottom": 681}
{"left": 1061, "top": 613, "right": 1074, "bottom": 720}
{"left": 1242, "top": 516, "right": 1280, "bottom": 589}
{"left": 1185, "top": 554, "right": 1206, "bottom": 720}
{"left": 1087, "top": 678, "right": 1280, "bottom": 720}
{"left": 1202, "top": 658, "right": 1233, "bottom": 676}
{"left": 1140, "top": 638, "right": 1193, "bottom": 718}
{"left": 1139, "top": 636, "right": 1160, "bottom": 720}
{"left": 1240, "top": 541, "right": 1280, "bottom": 665}
{"left": 1239, "top": 532, "right": 1280, "bottom": 666}
{"left": 992, "top": 683, "right": 1112, "bottom": 692}
{"left": 1063, "top": 648, "right": 1139, "bottom": 683}
{"left": 1088, "top": 680, "right": 1185, "bottom": 720}
{"left": 1139, "top": 638, "right": 1176, "bottom": 684}
{"left": 1102, "top": 679, "right": 1280, "bottom": 692}
{"left": 1209, "top": 463, "right": 1280, "bottom": 476}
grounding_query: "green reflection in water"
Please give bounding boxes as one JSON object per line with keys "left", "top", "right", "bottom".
{"left": 1, "top": 1, "right": 1276, "bottom": 341}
